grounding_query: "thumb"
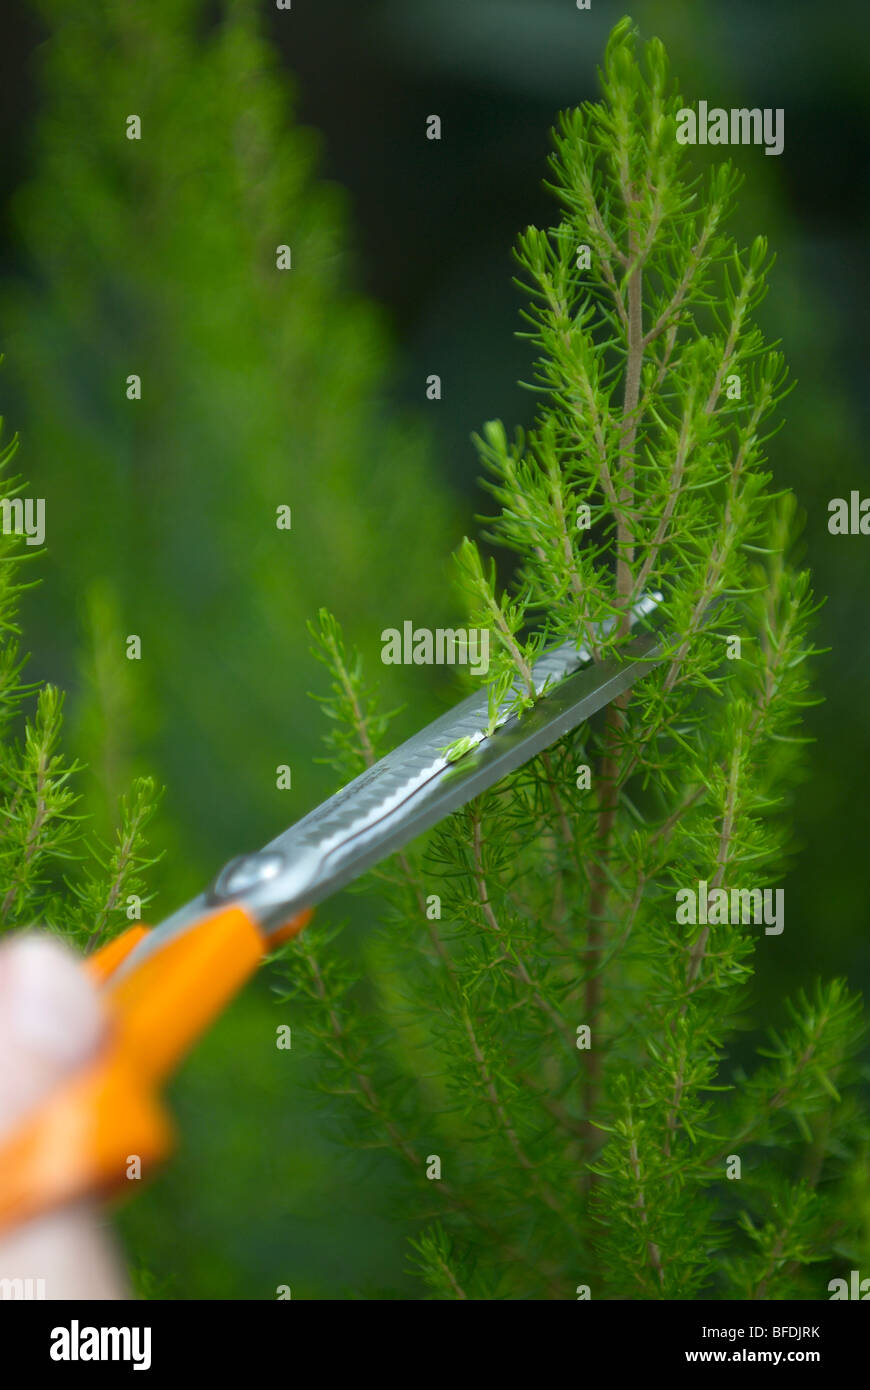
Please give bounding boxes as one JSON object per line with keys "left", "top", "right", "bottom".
{"left": 0, "top": 934, "right": 128, "bottom": 1299}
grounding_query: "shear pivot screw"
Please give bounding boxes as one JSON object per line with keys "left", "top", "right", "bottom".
{"left": 211, "top": 852, "right": 285, "bottom": 900}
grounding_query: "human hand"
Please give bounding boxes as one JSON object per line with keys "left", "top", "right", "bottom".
{"left": 0, "top": 934, "right": 127, "bottom": 1300}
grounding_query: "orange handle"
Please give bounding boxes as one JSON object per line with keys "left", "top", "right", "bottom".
{"left": 84, "top": 924, "right": 151, "bottom": 985}
{"left": 0, "top": 904, "right": 312, "bottom": 1234}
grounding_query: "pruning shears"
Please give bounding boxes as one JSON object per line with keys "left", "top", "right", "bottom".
{"left": 0, "top": 594, "right": 662, "bottom": 1233}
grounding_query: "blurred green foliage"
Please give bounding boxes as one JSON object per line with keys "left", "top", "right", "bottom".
{"left": 3, "top": 0, "right": 457, "bottom": 887}
{"left": 1, "top": 0, "right": 458, "bottom": 1298}
{"left": 0, "top": 419, "right": 162, "bottom": 951}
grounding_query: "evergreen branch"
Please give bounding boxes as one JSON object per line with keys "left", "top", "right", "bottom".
{"left": 288, "top": 18, "right": 867, "bottom": 1300}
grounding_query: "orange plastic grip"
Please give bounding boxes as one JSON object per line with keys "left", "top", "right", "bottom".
{"left": 0, "top": 903, "right": 311, "bottom": 1234}
{"left": 84, "top": 924, "right": 151, "bottom": 984}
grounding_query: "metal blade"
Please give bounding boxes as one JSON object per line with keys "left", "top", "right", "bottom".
{"left": 115, "top": 596, "right": 662, "bottom": 974}
{"left": 253, "top": 627, "right": 662, "bottom": 920}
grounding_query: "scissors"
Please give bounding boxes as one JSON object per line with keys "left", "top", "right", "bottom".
{"left": 0, "top": 593, "right": 663, "bottom": 1233}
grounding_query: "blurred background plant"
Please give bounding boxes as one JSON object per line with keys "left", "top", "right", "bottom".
{"left": 0, "top": 416, "right": 162, "bottom": 957}
{"left": 0, "top": 0, "right": 867, "bottom": 1297}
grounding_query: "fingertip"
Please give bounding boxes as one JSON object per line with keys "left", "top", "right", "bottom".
{"left": 0, "top": 932, "right": 105, "bottom": 1136}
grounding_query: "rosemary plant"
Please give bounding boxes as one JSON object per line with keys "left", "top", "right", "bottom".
{"left": 279, "top": 20, "right": 869, "bottom": 1300}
